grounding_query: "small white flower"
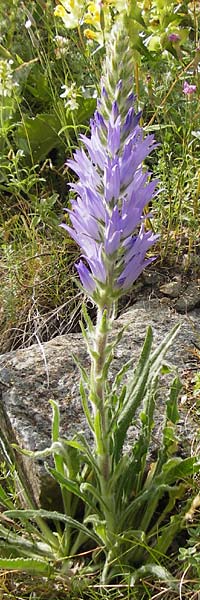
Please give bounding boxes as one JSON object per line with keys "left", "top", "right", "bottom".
{"left": 25, "top": 19, "right": 32, "bottom": 29}
{"left": 60, "top": 84, "right": 72, "bottom": 99}
{"left": 54, "top": 35, "right": 68, "bottom": 47}
{"left": 65, "top": 97, "right": 79, "bottom": 111}
{"left": 60, "top": 82, "right": 79, "bottom": 111}
{"left": 54, "top": 35, "right": 69, "bottom": 58}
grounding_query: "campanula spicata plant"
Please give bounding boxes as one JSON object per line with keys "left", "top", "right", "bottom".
{"left": 1, "top": 16, "right": 199, "bottom": 591}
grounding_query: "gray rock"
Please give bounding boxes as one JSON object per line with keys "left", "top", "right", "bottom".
{"left": 175, "top": 282, "right": 200, "bottom": 313}
{"left": 142, "top": 271, "right": 159, "bottom": 286}
{"left": 160, "top": 277, "right": 182, "bottom": 299}
{"left": 0, "top": 300, "right": 199, "bottom": 508}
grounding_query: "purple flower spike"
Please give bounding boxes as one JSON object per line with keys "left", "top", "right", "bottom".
{"left": 62, "top": 24, "right": 159, "bottom": 306}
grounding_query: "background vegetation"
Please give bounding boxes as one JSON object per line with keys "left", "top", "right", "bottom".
{"left": 0, "top": 0, "right": 199, "bottom": 352}
{"left": 0, "top": 1, "right": 199, "bottom": 598}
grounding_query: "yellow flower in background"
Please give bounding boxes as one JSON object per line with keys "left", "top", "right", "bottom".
{"left": 84, "top": 28, "right": 99, "bottom": 40}
{"left": 54, "top": 0, "right": 85, "bottom": 29}
{"left": 54, "top": 4, "right": 66, "bottom": 17}
{"left": 83, "top": 0, "right": 111, "bottom": 45}
{"left": 84, "top": 2, "right": 100, "bottom": 26}
{"left": 54, "top": 0, "right": 113, "bottom": 43}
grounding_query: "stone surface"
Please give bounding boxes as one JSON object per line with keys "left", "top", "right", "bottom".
{"left": 159, "top": 277, "right": 182, "bottom": 299}
{"left": 0, "top": 299, "right": 199, "bottom": 507}
{"left": 142, "top": 271, "right": 159, "bottom": 286}
{"left": 175, "top": 282, "right": 200, "bottom": 313}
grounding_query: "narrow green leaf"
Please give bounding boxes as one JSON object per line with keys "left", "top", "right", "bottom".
{"left": 150, "top": 322, "right": 180, "bottom": 374}
{"left": 89, "top": 389, "right": 101, "bottom": 408}
{"left": 80, "top": 482, "right": 109, "bottom": 511}
{"left": 79, "top": 320, "right": 92, "bottom": 351}
{"left": 119, "top": 481, "right": 180, "bottom": 530}
{"left": 117, "top": 376, "right": 158, "bottom": 502}
{"left": 80, "top": 379, "right": 94, "bottom": 431}
{"left": 153, "top": 514, "right": 183, "bottom": 556}
{"left": 60, "top": 438, "right": 87, "bottom": 453}
{"left": 49, "top": 399, "right": 60, "bottom": 442}
{"left": 11, "top": 444, "right": 53, "bottom": 459}
{"left": 81, "top": 303, "right": 95, "bottom": 334}
{"left": 0, "top": 484, "right": 15, "bottom": 509}
{"left": 115, "top": 324, "right": 181, "bottom": 462}
{"left": 77, "top": 433, "right": 101, "bottom": 476}
{"left": 106, "top": 454, "right": 129, "bottom": 494}
{"left": 154, "top": 376, "right": 182, "bottom": 475}
{"left": 89, "top": 349, "right": 100, "bottom": 360}
{"left": 5, "top": 509, "right": 99, "bottom": 544}
{"left": 0, "top": 557, "right": 52, "bottom": 576}
{"left": 130, "top": 563, "right": 177, "bottom": 588}
{"left": 72, "top": 352, "right": 89, "bottom": 384}
{"left": 120, "top": 325, "right": 153, "bottom": 409}
{"left": 84, "top": 514, "right": 107, "bottom": 544}
{"left": 166, "top": 376, "right": 182, "bottom": 423}
{"left": 46, "top": 467, "right": 99, "bottom": 514}
{"left": 0, "top": 528, "right": 53, "bottom": 559}
{"left": 102, "top": 353, "right": 114, "bottom": 381}
{"left": 99, "top": 309, "right": 109, "bottom": 334}
{"left": 111, "top": 358, "right": 134, "bottom": 392}
{"left": 93, "top": 411, "right": 104, "bottom": 454}
{"left": 148, "top": 483, "right": 187, "bottom": 541}
{"left": 114, "top": 327, "right": 153, "bottom": 460}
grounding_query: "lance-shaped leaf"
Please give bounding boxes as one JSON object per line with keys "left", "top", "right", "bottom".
{"left": 0, "top": 557, "right": 52, "bottom": 576}
{"left": 114, "top": 326, "right": 153, "bottom": 461}
{"left": 114, "top": 322, "right": 181, "bottom": 461}
{"left": 5, "top": 509, "right": 100, "bottom": 545}
{"left": 46, "top": 466, "right": 100, "bottom": 515}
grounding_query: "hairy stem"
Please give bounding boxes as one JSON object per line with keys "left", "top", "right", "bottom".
{"left": 90, "top": 306, "right": 116, "bottom": 539}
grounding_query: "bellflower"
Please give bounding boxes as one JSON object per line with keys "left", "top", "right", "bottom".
{"left": 61, "top": 25, "right": 159, "bottom": 308}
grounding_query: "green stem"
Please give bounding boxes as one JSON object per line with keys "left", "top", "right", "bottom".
{"left": 90, "top": 306, "right": 116, "bottom": 537}
{"left": 92, "top": 308, "right": 110, "bottom": 479}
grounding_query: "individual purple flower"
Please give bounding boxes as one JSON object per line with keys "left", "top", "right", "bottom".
{"left": 76, "top": 260, "right": 96, "bottom": 295}
{"left": 61, "top": 25, "right": 159, "bottom": 308}
{"left": 183, "top": 80, "right": 197, "bottom": 95}
{"left": 168, "top": 33, "right": 180, "bottom": 43}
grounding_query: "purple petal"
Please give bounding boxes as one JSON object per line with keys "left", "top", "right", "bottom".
{"left": 107, "top": 119, "right": 121, "bottom": 155}
{"left": 118, "top": 256, "right": 155, "bottom": 290}
{"left": 104, "top": 207, "right": 122, "bottom": 254}
{"left": 75, "top": 260, "right": 96, "bottom": 294}
{"left": 86, "top": 254, "right": 106, "bottom": 283}
{"left": 111, "top": 100, "right": 119, "bottom": 122}
{"left": 104, "top": 159, "right": 120, "bottom": 202}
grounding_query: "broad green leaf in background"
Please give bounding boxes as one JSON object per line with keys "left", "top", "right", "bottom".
{"left": 15, "top": 113, "right": 64, "bottom": 162}
{"left": 15, "top": 97, "right": 97, "bottom": 162}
